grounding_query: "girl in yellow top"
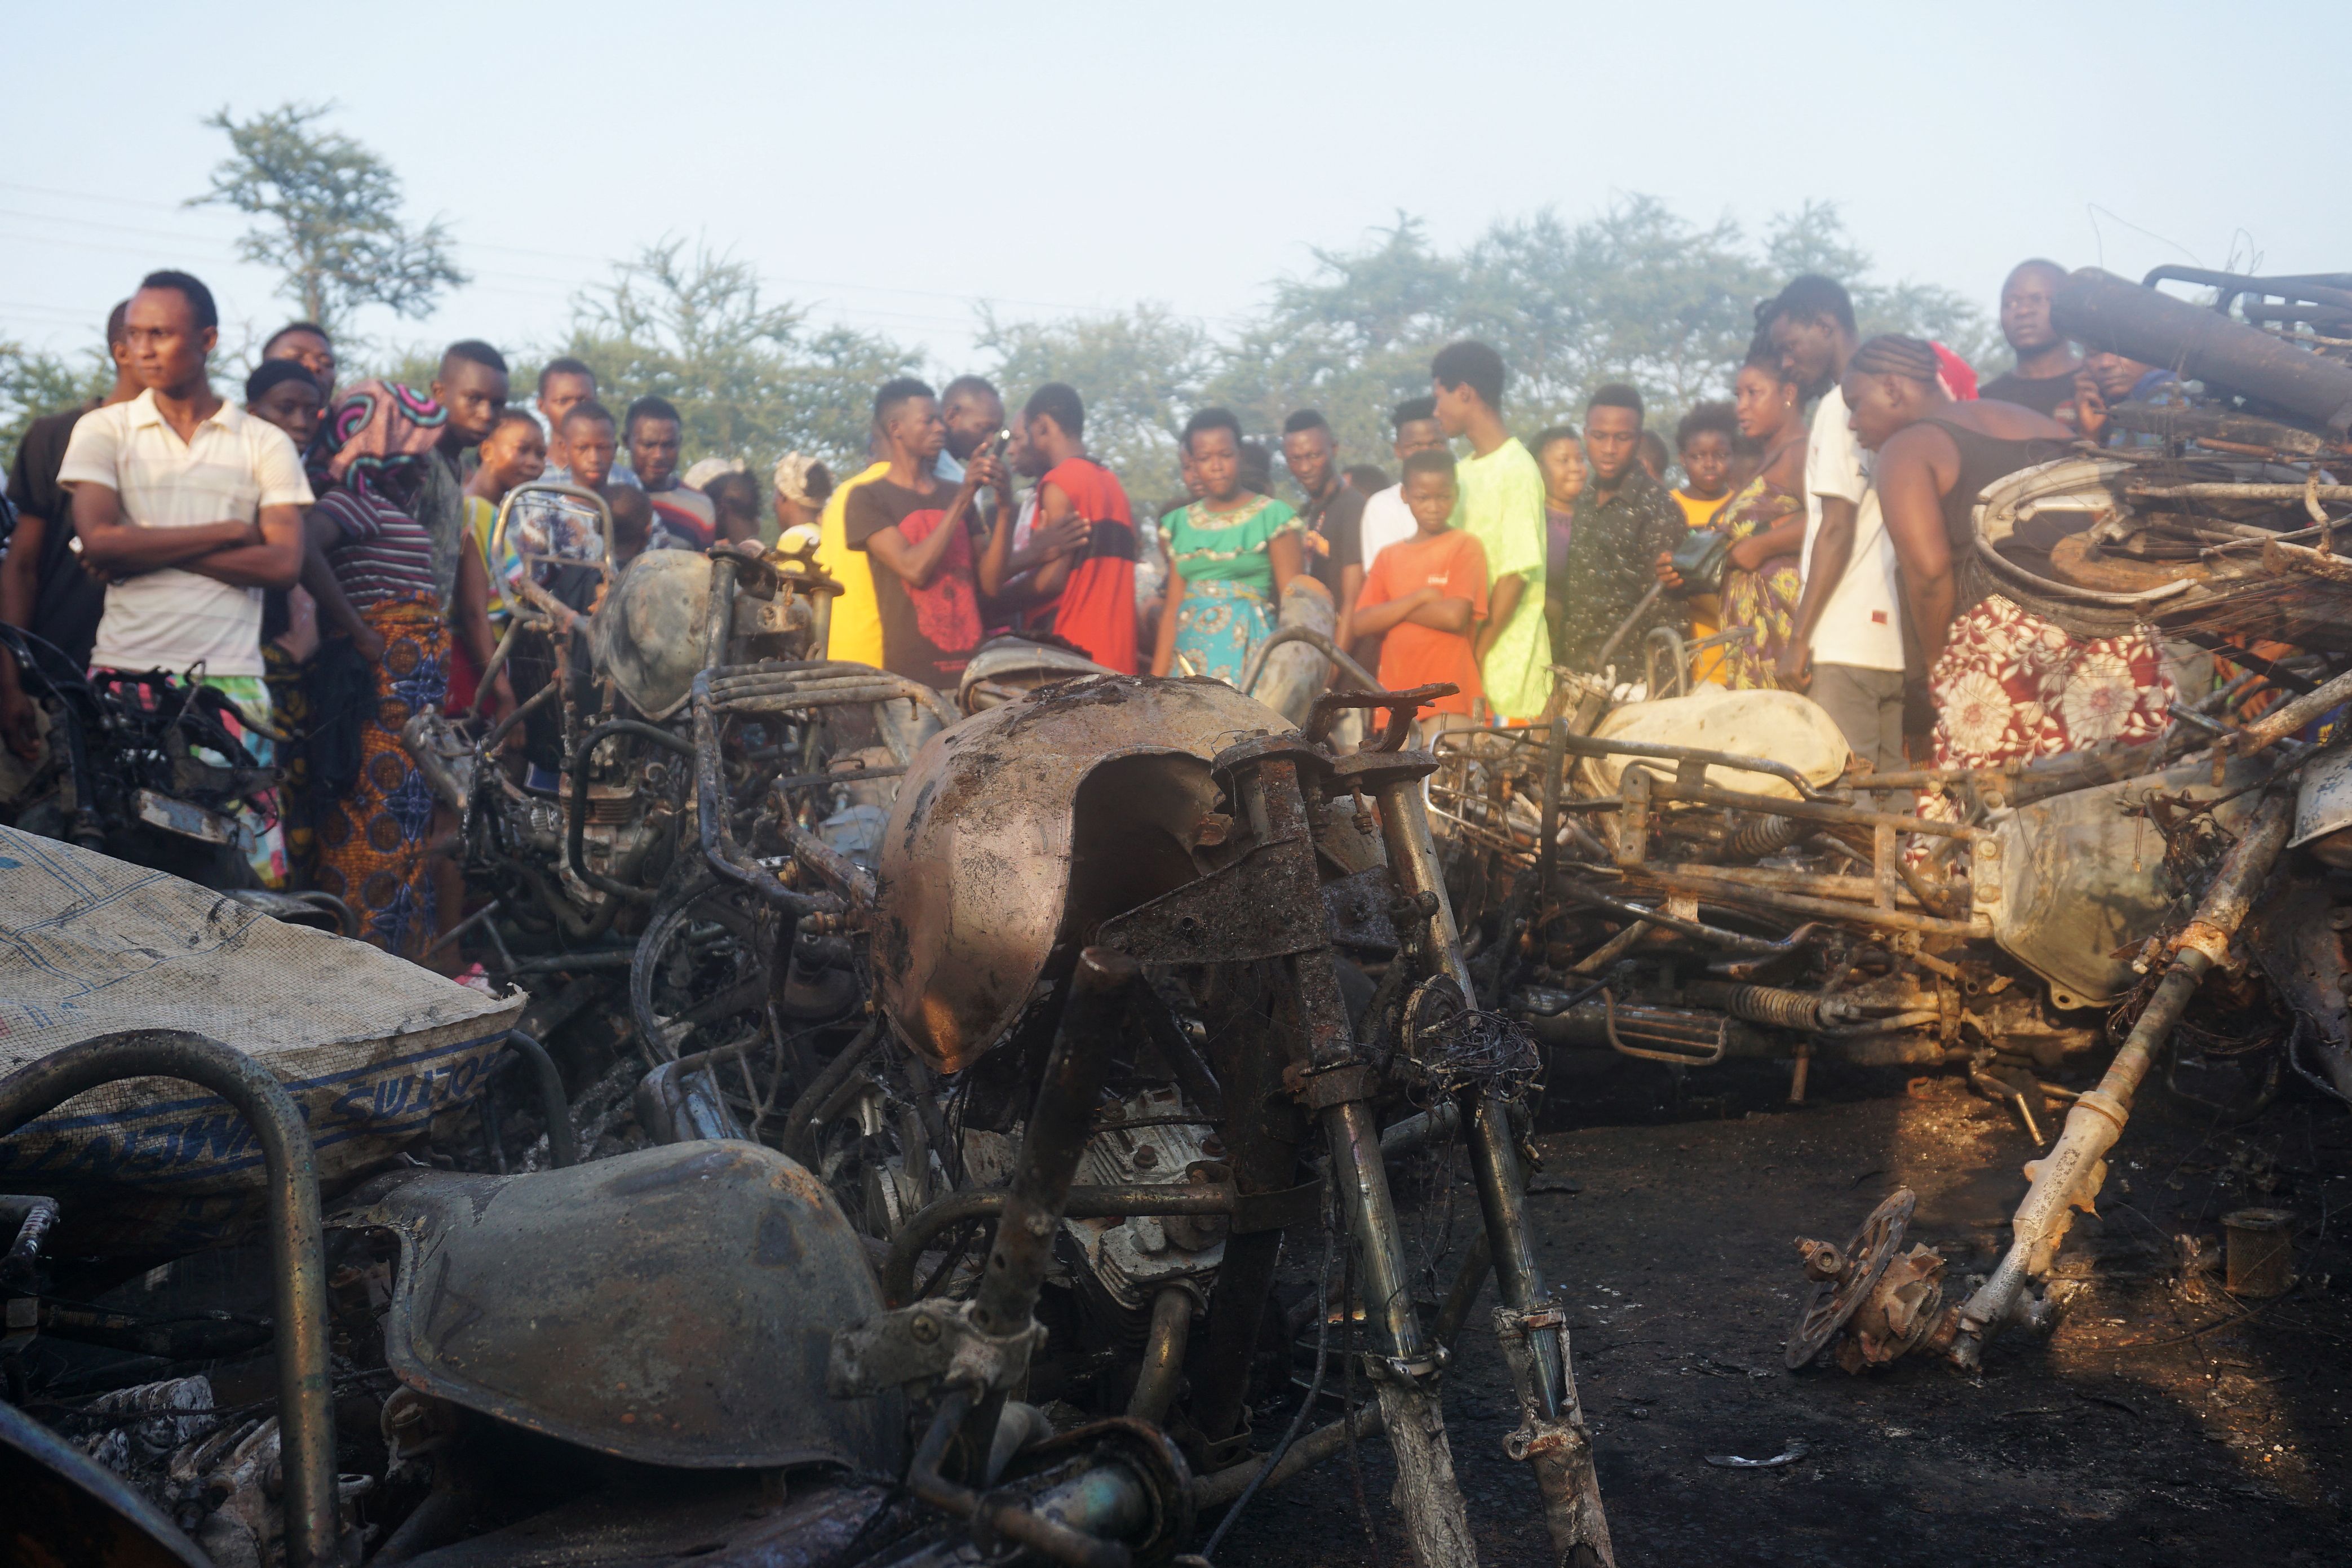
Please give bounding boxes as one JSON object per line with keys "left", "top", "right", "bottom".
{"left": 453, "top": 407, "right": 544, "bottom": 719}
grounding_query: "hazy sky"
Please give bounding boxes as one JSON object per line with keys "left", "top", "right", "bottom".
{"left": 6, "top": 0, "right": 2345, "bottom": 375}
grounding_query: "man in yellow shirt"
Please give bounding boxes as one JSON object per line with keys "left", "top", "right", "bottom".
{"left": 814, "top": 441, "right": 889, "bottom": 665}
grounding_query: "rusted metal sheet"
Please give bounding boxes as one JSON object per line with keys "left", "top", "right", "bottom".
{"left": 1988, "top": 756, "right": 2267, "bottom": 1008}
{"left": 873, "top": 675, "right": 1290, "bottom": 1074}
{"left": 334, "top": 1141, "right": 902, "bottom": 1473}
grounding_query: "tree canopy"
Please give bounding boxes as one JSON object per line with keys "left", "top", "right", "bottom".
{"left": 192, "top": 102, "right": 468, "bottom": 337}
{"left": 535, "top": 239, "right": 921, "bottom": 471}
{"left": 1010, "top": 201, "right": 1997, "bottom": 495}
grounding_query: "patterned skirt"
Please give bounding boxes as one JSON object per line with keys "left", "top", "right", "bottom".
{"left": 1172, "top": 576, "right": 1274, "bottom": 688}
{"left": 1717, "top": 557, "right": 1803, "bottom": 690}
{"left": 1919, "top": 593, "right": 2171, "bottom": 826}
{"left": 314, "top": 596, "right": 450, "bottom": 959}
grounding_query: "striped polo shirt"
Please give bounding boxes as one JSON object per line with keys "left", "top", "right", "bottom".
{"left": 317, "top": 487, "right": 438, "bottom": 607}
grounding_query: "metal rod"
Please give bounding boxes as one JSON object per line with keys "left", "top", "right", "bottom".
{"left": 1127, "top": 1287, "right": 1194, "bottom": 1421}
{"left": 1627, "top": 866, "right": 1990, "bottom": 938}
{"left": 2238, "top": 666, "right": 2352, "bottom": 752}
{"left": 782, "top": 1021, "right": 879, "bottom": 1165}
{"left": 1949, "top": 791, "right": 2296, "bottom": 1368}
{"left": 972, "top": 949, "right": 1137, "bottom": 1339}
{"left": 1191, "top": 1401, "right": 1387, "bottom": 1509}
{"left": 882, "top": 1183, "right": 1246, "bottom": 1308}
{"left": 1240, "top": 623, "right": 1381, "bottom": 699}
{"left": 0, "top": 1032, "right": 336, "bottom": 1568}
{"left": 503, "top": 1031, "right": 575, "bottom": 1168}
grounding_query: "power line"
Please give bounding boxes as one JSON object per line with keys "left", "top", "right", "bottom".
{"left": 0, "top": 181, "right": 1243, "bottom": 329}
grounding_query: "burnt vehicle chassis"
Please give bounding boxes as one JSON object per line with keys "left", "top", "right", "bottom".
{"left": 1, "top": 675, "right": 1614, "bottom": 1568}
{"left": 1436, "top": 262, "right": 2352, "bottom": 1377}
{"left": 0, "top": 624, "right": 343, "bottom": 933}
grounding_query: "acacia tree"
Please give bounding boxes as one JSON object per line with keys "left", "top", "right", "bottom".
{"left": 550, "top": 239, "right": 921, "bottom": 470}
{"left": 192, "top": 102, "right": 468, "bottom": 335}
{"left": 0, "top": 341, "right": 113, "bottom": 460}
{"left": 976, "top": 302, "right": 1217, "bottom": 502}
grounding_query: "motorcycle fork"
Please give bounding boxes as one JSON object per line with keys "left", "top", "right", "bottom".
{"left": 1221, "top": 745, "right": 1478, "bottom": 1568}
{"left": 1373, "top": 771, "right": 1616, "bottom": 1568}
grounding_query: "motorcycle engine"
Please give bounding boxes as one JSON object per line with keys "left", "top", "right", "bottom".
{"left": 1058, "top": 1085, "right": 1226, "bottom": 1340}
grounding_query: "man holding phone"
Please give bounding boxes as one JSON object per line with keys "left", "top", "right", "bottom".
{"left": 844, "top": 377, "right": 1000, "bottom": 699}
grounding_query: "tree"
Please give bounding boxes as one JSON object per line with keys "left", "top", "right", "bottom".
{"left": 977, "top": 303, "right": 1216, "bottom": 502}
{"left": 976, "top": 197, "right": 1997, "bottom": 493}
{"left": 0, "top": 341, "right": 113, "bottom": 463}
{"left": 192, "top": 103, "right": 468, "bottom": 336}
{"left": 550, "top": 239, "right": 921, "bottom": 471}
{"left": 1767, "top": 201, "right": 2001, "bottom": 369}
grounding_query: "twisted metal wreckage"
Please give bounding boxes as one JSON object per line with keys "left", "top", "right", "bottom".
{"left": 3, "top": 264, "right": 2350, "bottom": 1567}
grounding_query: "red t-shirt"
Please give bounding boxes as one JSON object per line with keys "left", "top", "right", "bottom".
{"left": 1019, "top": 457, "right": 1138, "bottom": 674}
{"left": 1355, "top": 528, "right": 1489, "bottom": 715}
{"left": 844, "top": 478, "right": 983, "bottom": 688}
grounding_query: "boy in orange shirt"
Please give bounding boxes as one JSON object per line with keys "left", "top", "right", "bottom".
{"left": 1352, "top": 448, "right": 1489, "bottom": 730}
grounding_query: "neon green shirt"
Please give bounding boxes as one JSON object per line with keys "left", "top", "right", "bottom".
{"left": 1455, "top": 437, "right": 1552, "bottom": 719}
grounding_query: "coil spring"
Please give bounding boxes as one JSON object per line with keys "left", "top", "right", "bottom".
{"left": 1709, "top": 983, "right": 1823, "bottom": 1030}
{"left": 1725, "top": 813, "right": 1805, "bottom": 860}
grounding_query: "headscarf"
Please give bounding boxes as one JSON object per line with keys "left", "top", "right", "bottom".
{"left": 683, "top": 455, "right": 746, "bottom": 490}
{"left": 772, "top": 452, "right": 831, "bottom": 507}
{"left": 1930, "top": 342, "right": 1979, "bottom": 402}
{"left": 320, "top": 381, "right": 468, "bottom": 608}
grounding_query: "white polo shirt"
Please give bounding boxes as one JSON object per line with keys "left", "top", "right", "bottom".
{"left": 58, "top": 388, "right": 314, "bottom": 679}
{"left": 1797, "top": 388, "right": 1903, "bottom": 672}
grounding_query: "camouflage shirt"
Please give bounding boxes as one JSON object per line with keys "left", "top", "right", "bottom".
{"left": 1552, "top": 464, "right": 1690, "bottom": 675}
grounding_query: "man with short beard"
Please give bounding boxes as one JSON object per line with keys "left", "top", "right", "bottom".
{"left": 61, "top": 270, "right": 310, "bottom": 881}
{"left": 1280, "top": 409, "right": 1366, "bottom": 644}
{"left": 1769, "top": 274, "right": 1905, "bottom": 775}
{"left": 625, "top": 395, "right": 716, "bottom": 549}
{"left": 1551, "top": 382, "right": 1685, "bottom": 679}
{"left": 1979, "top": 259, "right": 2084, "bottom": 419}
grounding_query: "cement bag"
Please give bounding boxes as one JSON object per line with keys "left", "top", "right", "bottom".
{"left": 0, "top": 826, "right": 522, "bottom": 1249}
{"left": 1572, "top": 688, "right": 1850, "bottom": 800}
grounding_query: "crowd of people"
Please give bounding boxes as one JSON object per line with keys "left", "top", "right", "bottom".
{"left": 0, "top": 256, "right": 2184, "bottom": 966}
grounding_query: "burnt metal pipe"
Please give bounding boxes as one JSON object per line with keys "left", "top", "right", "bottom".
{"left": 2056, "top": 267, "right": 2352, "bottom": 436}
{"left": 2238, "top": 667, "right": 2352, "bottom": 754}
{"left": 783, "top": 821, "right": 877, "bottom": 909}
{"left": 0, "top": 1032, "right": 336, "bottom": 1568}
{"left": 1559, "top": 882, "right": 1785, "bottom": 955}
{"left": 1191, "top": 1399, "right": 1386, "bottom": 1509}
{"left": 883, "top": 1184, "right": 1245, "bottom": 1308}
{"left": 911, "top": 1389, "right": 1135, "bottom": 1568}
{"left": 1127, "top": 1288, "right": 1194, "bottom": 1422}
{"left": 502, "top": 1031, "right": 575, "bottom": 1168}
{"left": 971, "top": 948, "right": 1137, "bottom": 1340}
{"left": 1239, "top": 624, "right": 1380, "bottom": 698}
{"left": 1553, "top": 729, "right": 1834, "bottom": 802}
{"left": 1950, "top": 791, "right": 2295, "bottom": 1369}
{"left": 692, "top": 678, "right": 844, "bottom": 918}
{"left": 565, "top": 720, "right": 696, "bottom": 905}
{"left": 782, "top": 1021, "right": 880, "bottom": 1165}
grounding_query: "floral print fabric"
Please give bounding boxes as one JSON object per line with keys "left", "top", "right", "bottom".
{"left": 1919, "top": 592, "right": 2171, "bottom": 829}
{"left": 1713, "top": 476, "right": 1804, "bottom": 690}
